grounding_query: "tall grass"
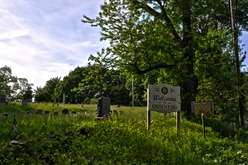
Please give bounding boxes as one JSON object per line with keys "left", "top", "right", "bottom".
{"left": 0, "top": 103, "right": 248, "bottom": 164}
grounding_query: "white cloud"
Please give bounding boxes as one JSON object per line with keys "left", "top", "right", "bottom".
{"left": 0, "top": 0, "right": 105, "bottom": 87}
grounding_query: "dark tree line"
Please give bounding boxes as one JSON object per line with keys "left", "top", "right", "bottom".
{"left": 34, "top": 64, "right": 131, "bottom": 106}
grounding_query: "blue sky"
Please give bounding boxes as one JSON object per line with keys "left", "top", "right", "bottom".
{"left": 0, "top": 0, "right": 105, "bottom": 87}
{"left": 0, "top": 0, "right": 247, "bottom": 87}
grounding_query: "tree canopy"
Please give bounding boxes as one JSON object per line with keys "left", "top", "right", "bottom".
{"left": 82, "top": 0, "right": 248, "bottom": 120}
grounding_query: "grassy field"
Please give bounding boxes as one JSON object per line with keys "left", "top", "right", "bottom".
{"left": 0, "top": 103, "right": 248, "bottom": 164}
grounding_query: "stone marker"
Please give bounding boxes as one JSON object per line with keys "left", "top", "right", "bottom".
{"left": 112, "top": 109, "right": 118, "bottom": 118}
{"left": 0, "top": 95, "right": 7, "bottom": 104}
{"left": 36, "top": 110, "right": 43, "bottom": 115}
{"left": 21, "top": 99, "right": 32, "bottom": 106}
{"left": 12, "top": 115, "right": 18, "bottom": 139}
{"left": 62, "top": 108, "right": 69, "bottom": 115}
{"left": 53, "top": 112, "right": 59, "bottom": 116}
{"left": 96, "top": 96, "right": 111, "bottom": 118}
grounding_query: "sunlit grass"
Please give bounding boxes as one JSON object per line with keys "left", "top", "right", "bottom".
{"left": 0, "top": 103, "right": 248, "bottom": 164}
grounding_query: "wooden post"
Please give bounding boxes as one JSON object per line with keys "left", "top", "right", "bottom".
{"left": 201, "top": 113, "right": 205, "bottom": 138}
{"left": 147, "top": 88, "right": 151, "bottom": 130}
{"left": 132, "top": 75, "right": 134, "bottom": 107}
{"left": 63, "top": 93, "right": 65, "bottom": 104}
{"left": 176, "top": 112, "right": 180, "bottom": 136}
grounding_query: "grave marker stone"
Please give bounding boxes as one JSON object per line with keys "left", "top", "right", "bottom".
{"left": 97, "top": 96, "right": 111, "bottom": 118}
{"left": 21, "top": 99, "right": 32, "bottom": 106}
{"left": 0, "top": 95, "right": 6, "bottom": 104}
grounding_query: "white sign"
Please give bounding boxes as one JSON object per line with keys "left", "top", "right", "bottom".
{"left": 148, "top": 84, "right": 180, "bottom": 112}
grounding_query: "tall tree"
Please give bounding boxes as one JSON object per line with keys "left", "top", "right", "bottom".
{"left": 17, "top": 78, "right": 33, "bottom": 100}
{"left": 0, "top": 66, "right": 13, "bottom": 97}
{"left": 83, "top": 0, "right": 248, "bottom": 117}
{"left": 62, "top": 67, "right": 88, "bottom": 103}
{"left": 35, "top": 77, "right": 61, "bottom": 102}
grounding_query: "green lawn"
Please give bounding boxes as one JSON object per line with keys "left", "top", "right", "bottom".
{"left": 0, "top": 103, "right": 248, "bottom": 164}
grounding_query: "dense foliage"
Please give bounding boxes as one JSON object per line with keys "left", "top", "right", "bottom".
{"left": 82, "top": 0, "right": 248, "bottom": 122}
{"left": 35, "top": 64, "right": 131, "bottom": 105}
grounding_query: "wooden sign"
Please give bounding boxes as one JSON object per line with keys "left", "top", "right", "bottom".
{"left": 148, "top": 84, "right": 180, "bottom": 113}
{"left": 191, "top": 101, "right": 214, "bottom": 116}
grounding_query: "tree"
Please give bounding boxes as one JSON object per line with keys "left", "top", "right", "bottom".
{"left": 75, "top": 51, "right": 131, "bottom": 105}
{"left": 0, "top": 66, "right": 13, "bottom": 97}
{"left": 34, "top": 77, "right": 61, "bottom": 102}
{"left": 62, "top": 67, "right": 88, "bottom": 103}
{"left": 16, "top": 78, "right": 33, "bottom": 100}
{"left": 83, "top": 0, "right": 248, "bottom": 117}
{"left": 34, "top": 87, "right": 47, "bottom": 102}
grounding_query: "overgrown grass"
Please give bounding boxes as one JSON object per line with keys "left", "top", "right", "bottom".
{"left": 0, "top": 103, "right": 248, "bottom": 164}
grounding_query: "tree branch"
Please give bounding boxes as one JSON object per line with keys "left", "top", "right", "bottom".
{"left": 133, "top": 0, "right": 182, "bottom": 45}
{"left": 130, "top": 62, "right": 176, "bottom": 74}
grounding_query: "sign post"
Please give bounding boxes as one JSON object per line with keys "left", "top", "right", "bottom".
{"left": 147, "top": 88, "right": 151, "bottom": 130}
{"left": 63, "top": 93, "right": 66, "bottom": 104}
{"left": 201, "top": 113, "right": 205, "bottom": 138}
{"left": 176, "top": 112, "right": 180, "bottom": 136}
{"left": 147, "top": 84, "right": 181, "bottom": 131}
{"left": 191, "top": 101, "right": 214, "bottom": 138}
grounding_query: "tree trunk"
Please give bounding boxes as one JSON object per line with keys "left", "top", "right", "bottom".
{"left": 180, "top": 0, "right": 198, "bottom": 117}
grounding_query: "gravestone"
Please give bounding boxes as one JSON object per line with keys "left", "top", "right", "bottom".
{"left": 53, "top": 112, "right": 59, "bottom": 116}
{"left": 96, "top": 96, "right": 111, "bottom": 118}
{"left": 21, "top": 99, "right": 32, "bottom": 106}
{"left": 62, "top": 108, "right": 69, "bottom": 115}
{"left": 0, "top": 95, "right": 6, "bottom": 104}
{"left": 36, "top": 110, "right": 43, "bottom": 115}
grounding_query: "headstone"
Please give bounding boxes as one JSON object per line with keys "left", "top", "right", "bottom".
{"left": 12, "top": 115, "right": 18, "bottom": 139}
{"left": 53, "top": 112, "right": 59, "bottom": 116}
{"left": 21, "top": 99, "right": 32, "bottom": 106}
{"left": 36, "top": 110, "right": 43, "bottom": 115}
{"left": 96, "top": 96, "right": 111, "bottom": 118}
{"left": 62, "top": 108, "right": 69, "bottom": 115}
{"left": 2, "top": 113, "right": 8, "bottom": 117}
{"left": 112, "top": 109, "right": 118, "bottom": 118}
{"left": 26, "top": 111, "right": 32, "bottom": 115}
{"left": 0, "top": 95, "right": 6, "bottom": 104}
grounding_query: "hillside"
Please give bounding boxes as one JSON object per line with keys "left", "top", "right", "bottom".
{"left": 0, "top": 103, "right": 248, "bottom": 164}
